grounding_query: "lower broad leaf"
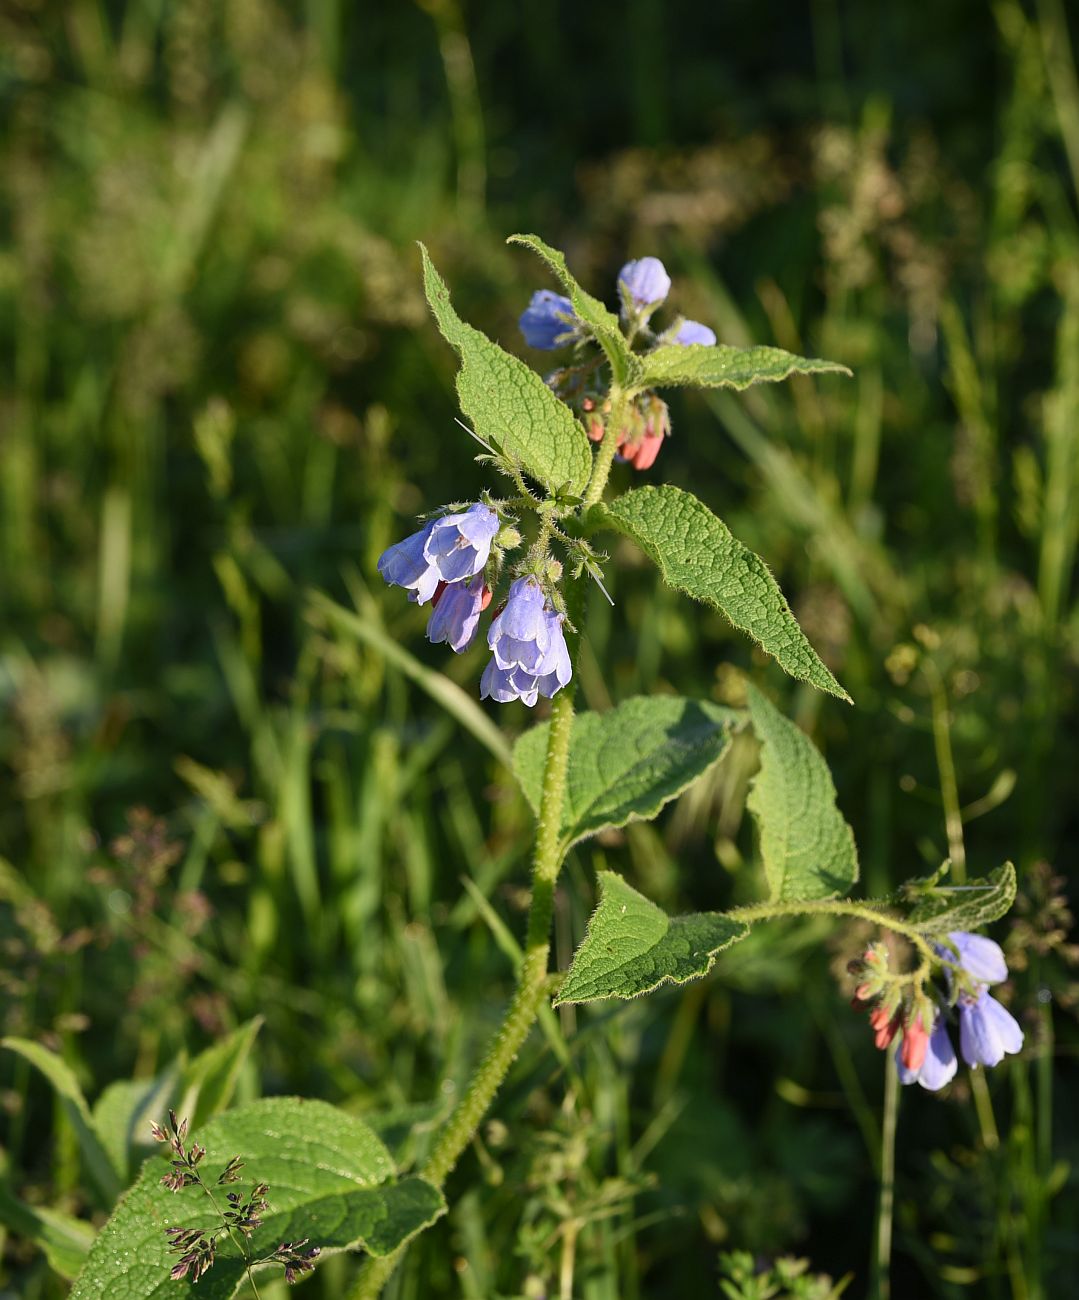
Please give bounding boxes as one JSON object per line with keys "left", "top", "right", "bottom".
{"left": 745, "top": 683, "right": 859, "bottom": 902}
{"left": 70, "top": 1096, "right": 445, "bottom": 1299}
{"left": 555, "top": 872, "right": 750, "bottom": 1005}
{"left": 513, "top": 695, "right": 738, "bottom": 852}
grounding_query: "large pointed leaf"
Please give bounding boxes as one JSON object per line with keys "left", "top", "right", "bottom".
{"left": 507, "top": 233, "right": 640, "bottom": 387}
{"left": 636, "top": 342, "right": 851, "bottom": 392}
{"left": 746, "top": 683, "right": 859, "bottom": 902}
{"left": 420, "top": 244, "right": 592, "bottom": 495}
{"left": 2, "top": 1039, "right": 121, "bottom": 1206}
{"left": 70, "top": 1097, "right": 445, "bottom": 1299}
{"left": 905, "top": 862, "right": 1017, "bottom": 935}
{"left": 595, "top": 485, "right": 850, "bottom": 701}
{"left": 514, "top": 695, "right": 737, "bottom": 852}
{"left": 555, "top": 872, "right": 750, "bottom": 1005}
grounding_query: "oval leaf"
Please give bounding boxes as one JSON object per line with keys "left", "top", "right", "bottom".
{"left": 746, "top": 683, "right": 859, "bottom": 902}
{"left": 70, "top": 1097, "right": 445, "bottom": 1299}
{"left": 513, "top": 696, "right": 738, "bottom": 852}
{"left": 419, "top": 244, "right": 592, "bottom": 495}
{"left": 555, "top": 871, "right": 750, "bottom": 1005}
{"left": 595, "top": 485, "right": 850, "bottom": 701}
{"left": 507, "top": 233, "right": 640, "bottom": 387}
{"left": 636, "top": 342, "right": 851, "bottom": 392}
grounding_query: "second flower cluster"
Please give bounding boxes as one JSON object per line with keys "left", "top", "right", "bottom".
{"left": 377, "top": 502, "right": 572, "bottom": 707}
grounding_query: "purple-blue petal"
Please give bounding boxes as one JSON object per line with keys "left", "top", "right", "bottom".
{"left": 533, "top": 612, "right": 572, "bottom": 698}
{"left": 895, "top": 1014, "right": 957, "bottom": 1090}
{"left": 947, "top": 931, "right": 1009, "bottom": 985}
{"left": 489, "top": 577, "right": 548, "bottom": 648}
{"left": 424, "top": 504, "right": 499, "bottom": 583}
{"left": 674, "top": 319, "right": 717, "bottom": 346}
{"left": 480, "top": 659, "right": 539, "bottom": 706}
{"left": 519, "top": 290, "right": 576, "bottom": 350}
{"left": 427, "top": 580, "right": 485, "bottom": 653}
{"left": 618, "top": 257, "right": 671, "bottom": 308}
{"left": 377, "top": 520, "right": 440, "bottom": 603}
{"left": 959, "top": 990, "right": 1023, "bottom": 1068}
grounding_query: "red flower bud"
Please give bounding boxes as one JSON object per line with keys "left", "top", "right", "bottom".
{"left": 901, "top": 1018, "right": 929, "bottom": 1072}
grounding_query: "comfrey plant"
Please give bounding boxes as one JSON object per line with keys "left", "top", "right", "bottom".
{"left": 49, "top": 238, "right": 1021, "bottom": 1299}
{"left": 351, "top": 236, "right": 1021, "bottom": 1295}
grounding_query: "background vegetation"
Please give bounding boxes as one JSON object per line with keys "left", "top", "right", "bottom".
{"left": 1, "top": 1, "right": 1077, "bottom": 1295}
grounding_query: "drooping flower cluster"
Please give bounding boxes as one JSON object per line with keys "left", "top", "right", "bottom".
{"left": 378, "top": 507, "right": 571, "bottom": 707}
{"left": 481, "top": 577, "right": 571, "bottom": 706}
{"left": 852, "top": 930, "right": 1023, "bottom": 1092}
{"left": 519, "top": 255, "right": 716, "bottom": 475}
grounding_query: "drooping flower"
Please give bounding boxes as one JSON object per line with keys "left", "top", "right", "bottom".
{"left": 673, "top": 319, "right": 717, "bottom": 346}
{"left": 939, "top": 931, "right": 1009, "bottom": 986}
{"left": 481, "top": 576, "right": 572, "bottom": 706}
{"left": 426, "top": 578, "right": 490, "bottom": 653}
{"left": 533, "top": 608, "right": 572, "bottom": 699}
{"left": 519, "top": 290, "right": 577, "bottom": 350}
{"left": 424, "top": 503, "right": 500, "bottom": 584}
{"left": 487, "top": 576, "right": 550, "bottom": 674}
{"left": 896, "top": 1015, "right": 958, "bottom": 1091}
{"left": 618, "top": 256, "right": 671, "bottom": 310}
{"left": 958, "top": 988, "right": 1024, "bottom": 1068}
{"left": 377, "top": 518, "right": 440, "bottom": 604}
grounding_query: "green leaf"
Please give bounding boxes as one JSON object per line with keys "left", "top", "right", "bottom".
{"left": 507, "top": 233, "right": 640, "bottom": 387}
{"left": 2, "top": 1038, "right": 122, "bottom": 1206}
{"left": 745, "top": 684, "right": 859, "bottom": 902}
{"left": 0, "top": 1180, "right": 96, "bottom": 1280}
{"left": 177, "top": 1016, "right": 263, "bottom": 1129}
{"left": 635, "top": 342, "right": 851, "bottom": 392}
{"left": 595, "top": 485, "right": 850, "bottom": 701}
{"left": 514, "top": 695, "right": 737, "bottom": 852}
{"left": 92, "top": 1064, "right": 180, "bottom": 1184}
{"left": 555, "top": 872, "right": 750, "bottom": 1005}
{"left": 70, "top": 1097, "right": 445, "bottom": 1299}
{"left": 419, "top": 243, "right": 592, "bottom": 495}
{"left": 906, "top": 862, "right": 1017, "bottom": 935}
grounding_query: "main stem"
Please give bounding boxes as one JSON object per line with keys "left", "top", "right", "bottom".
{"left": 350, "top": 402, "right": 627, "bottom": 1299}
{"left": 350, "top": 688, "right": 575, "bottom": 1299}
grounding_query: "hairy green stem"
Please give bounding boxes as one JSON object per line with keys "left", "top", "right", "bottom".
{"left": 349, "top": 689, "right": 576, "bottom": 1299}
{"left": 351, "top": 393, "right": 631, "bottom": 1297}
{"left": 728, "top": 897, "right": 938, "bottom": 974}
{"left": 582, "top": 385, "right": 628, "bottom": 509}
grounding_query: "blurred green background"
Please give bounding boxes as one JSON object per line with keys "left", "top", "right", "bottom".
{"left": 2, "top": 1, "right": 1078, "bottom": 1296}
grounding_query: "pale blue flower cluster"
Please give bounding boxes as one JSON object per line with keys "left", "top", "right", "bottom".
{"left": 377, "top": 503, "right": 498, "bottom": 652}
{"left": 896, "top": 930, "right": 1023, "bottom": 1091}
{"left": 518, "top": 255, "right": 715, "bottom": 351}
{"left": 480, "top": 577, "right": 571, "bottom": 707}
{"left": 378, "top": 510, "right": 572, "bottom": 706}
